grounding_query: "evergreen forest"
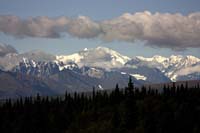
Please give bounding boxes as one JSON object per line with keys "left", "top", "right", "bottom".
{"left": 1, "top": 78, "right": 200, "bottom": 133}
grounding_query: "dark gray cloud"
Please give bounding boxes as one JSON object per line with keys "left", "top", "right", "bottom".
{"left": 0, "top": 43, "right": 18, "bottom": 56}
{"left": 0, "top": 11, "right": 200, "bottom": 50}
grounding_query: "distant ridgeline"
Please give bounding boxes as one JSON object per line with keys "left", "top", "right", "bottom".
{"left": 1, "top": 78, "right": 200, "bottom": 133}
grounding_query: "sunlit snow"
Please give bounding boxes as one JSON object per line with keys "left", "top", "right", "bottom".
{"left": 130, "top": 74, "right": 147, "bottom": 80}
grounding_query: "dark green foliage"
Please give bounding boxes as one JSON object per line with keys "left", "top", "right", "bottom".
{"left": 0, "top": 81, "right": 200, "bottom": 133}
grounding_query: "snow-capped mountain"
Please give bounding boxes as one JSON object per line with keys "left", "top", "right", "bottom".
{"left": 126, "top": 55, "right": 200, "bottom": 81}
{"left": 9, "top": 58, "right": 142, "bottom": 97}
{"left": 54, "top": 47, "right": 171, "bottom": 83}
{"left": 0, "top": 45, "right": 199, "bottom": 87}
{"left": 13, "top": 58, "right": 60, "bottom": 77}
{"left": 56, "top": 46, "right": 130, "bottom": 70}
{"left": 1, "top": 46, "right": 199, "bottom": 82}
{"left": 0, "top": 50, "right": 55, "bottom": 71}
{"left": 0, "top": 45, "right": 199, "bottom": 98}
{"left": 55, "top": 47, "right": 200, "bottom": 82}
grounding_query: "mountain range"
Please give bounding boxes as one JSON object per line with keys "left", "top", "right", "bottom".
{"left": 0, "top": 45, "right": 199, "bottom": 98}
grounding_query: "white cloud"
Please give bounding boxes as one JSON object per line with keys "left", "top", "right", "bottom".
{"left": 1, "top": 11, "right": 200, "bottom": 50}
{"left": 100, "top": 11, "right": 200, "bottom": 50}
{"left": 66, "top": 16, "right": 102, "bottom": 38}
{"left": 0, "top": 43, "right": 17, "bottom": 56}
{"left": 0, "top": 15, "right": 101, "bottom": 39}
{"left": 176, "top": 65, "right": 200, "bottom": 76}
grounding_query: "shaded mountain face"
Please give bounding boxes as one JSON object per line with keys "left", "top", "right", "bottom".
{"left": 12, "top": 60, "right": 142, "bottom": 93}
{"left": 0, "top": 46, "right": 199, "bottom": 98}
{"left": 13, "top": 59, "right": 60, "bottom": 77}
{"left": 0, "top": 70, "right": 55, "bottom": 99}
{"left": 113, "top": 66, "right": 171, "bottom": 84}
{"left": 0, "top": 63, "right": 142, "bottom": 98}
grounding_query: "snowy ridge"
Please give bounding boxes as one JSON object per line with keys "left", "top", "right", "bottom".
{"left": 130, "top": 55, "right": 200, "bottom": 81}
{"left": 56, "top": 46, "right": 130, "bottom": 69}
{"left": 0, "top": 46, "right": 199, "bottom": 82}
{"left": 136, "top": 55, "right": 200, "bottom": 68}
{"left": 55, "top": 47, "right": 200, "bottom": 82}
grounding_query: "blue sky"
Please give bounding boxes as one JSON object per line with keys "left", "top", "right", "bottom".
{"left": 0, "top": 0, "right": 200, "bottom": 57}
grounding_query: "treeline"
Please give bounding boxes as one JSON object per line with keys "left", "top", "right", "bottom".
{"left": 1, "top": 78, "right": 200, "bottom": 133}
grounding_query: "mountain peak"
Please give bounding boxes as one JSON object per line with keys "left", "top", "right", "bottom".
{"left": 56, "top": 46, "right": 130, "bottom": 69}
{"left": 83, "top": 48, "right": 88, "bottom": 51}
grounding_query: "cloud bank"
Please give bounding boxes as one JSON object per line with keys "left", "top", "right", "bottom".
{"left": 176, "top": 65, "right": 200, "bottom": 76}
{"left": 1, "top": 11, "right": 200, "bottom": 50}
{"left": 0, "top": 43, "right": 18, "bottom": 56}
{"left": 0, "top": 15, "right": 101, "bottom": 39}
